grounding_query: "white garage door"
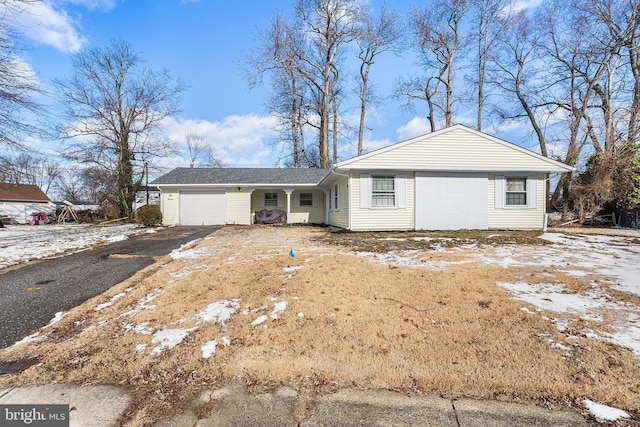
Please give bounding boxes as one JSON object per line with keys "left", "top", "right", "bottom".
{"left": 415, "top": 172, "right": 488, "bottom": 230}
{"left": 179, "top": 189, "right": 226, "bottom": 225}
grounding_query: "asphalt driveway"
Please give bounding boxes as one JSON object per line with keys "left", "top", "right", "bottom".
{"left": 0, "top": 226, "right": 218, "bottom": 350}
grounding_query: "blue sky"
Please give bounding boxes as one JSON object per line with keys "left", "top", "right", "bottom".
{"left": 5, "top": 0, "right": 542, "bottom": 176}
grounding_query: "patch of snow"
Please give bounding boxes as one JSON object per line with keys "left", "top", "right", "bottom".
{"left": 151, "top": 327, "right": 196, "bottom": 355}
{"left": 105, "top": 234, "right": 128, "bottom": 243}
{"left": 122, "top": 322, "right": 154, "bottom": 335}
{"left": 297, "top": 312, "right": 304, "bottom": 318}
{"left": 283, "top": 266, "right": 303, "bottom": 272}
{"left": 201, "top": 340, "right": 218, "bottom": 358}
{"left": 271, "top": 301, "right": 288, "bottom": 319}
{"left": 170, "top": 242, "right": 209, "bottom": 260}
{"left": 196, "top": 300, "right": 240, "bottom": 324}
{"left": 13, "top": 332, "right": 45, "bottom": 345}
{"left": 379, "top": 237, "right": 406, "bottom": 241}
{"left": 95, "top": 292, "right": 127, "bottom": 311}
{"left": 201, "top": 337, "right": 230, "bottom": 358}
{"left": 47, "top": 311, "right": 65, "bottom": 326}
{"left": 251, "top": 315, "right": 268, "bottom": 326}
{"left": 583, "top": 400, "right": 630, "bottom": 421}
{"left": 135, "top": 344, "right": 146, "bottom": 352}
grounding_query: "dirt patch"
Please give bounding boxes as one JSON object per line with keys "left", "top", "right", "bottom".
{"left": 0, "top": 226, "right": 638, "bottom": 426}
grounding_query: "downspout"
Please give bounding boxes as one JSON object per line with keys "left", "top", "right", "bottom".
{"left": 326, "top": 167, "right": 351, "bottom": 230}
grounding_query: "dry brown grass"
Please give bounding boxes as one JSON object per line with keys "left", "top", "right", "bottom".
{"left": 1, "top": 226, "right": 639, "bottom": 426}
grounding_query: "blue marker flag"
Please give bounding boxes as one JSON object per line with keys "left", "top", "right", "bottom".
{"left": 289, "top": 249, "right": 295, "bottom": 258}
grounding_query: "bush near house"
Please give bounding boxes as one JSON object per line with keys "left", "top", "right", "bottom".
{"left": 135, "top": 204, "right": 162, "bottom": 227}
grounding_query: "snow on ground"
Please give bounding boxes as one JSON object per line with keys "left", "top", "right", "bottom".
{"left": 583, "top": 399, "right": 630, "bottom": 422}
{"left": 0, "top": 224, "right": 143, "bottom": 270}
{"left": 358, "top": 232, "right": 640, "bottom": 362}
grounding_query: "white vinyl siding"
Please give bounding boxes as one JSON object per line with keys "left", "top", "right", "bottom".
{"left": 344, "top": 127, "right": 565, "bottom": 172}
{"left": 160, "top": 188, "right": 179, "bottom": 225}
{"left": 489, "top": 174, "right": 546, "bottom": 229}
{"left": 226, "top": 189, "right": 251, "bottom": 225}
{"left": 351, "top": 172, "right": 414, "bottom": 231}
{"left": 328, "top": 178, "right": 349, "bottom": 228}
{"left": 290, "top": 190, "right": 324, "bottom": 224}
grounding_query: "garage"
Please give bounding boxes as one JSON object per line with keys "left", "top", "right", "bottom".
{"left": 179, "top": 189, "right": 226, "bottom": 225}
{"left": 415, "top": 172, "right": 488, "bottom": 230}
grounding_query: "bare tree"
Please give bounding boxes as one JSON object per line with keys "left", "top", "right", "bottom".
{"left": 355, "top": 2, "right": 402, "bottom": 155}
{"left": 185, "top": 132, "right": 224, "bottom": 168}
{"left": 53, "top": 39, "right": 186, "bottom": 217}
{"left": 0, "top": 152, "right": 60, "bottom": 194}
{"left": 468, "top": 0, "right": 514, "bottom": 130}
{"left": 0, "top": 1, "right": 44, "bottom": 149}
{"left": 292, "top": 0, "right": 363, "bottom": 167}
{"left": 401, "top": 0, "right": 471, "bottom": 130}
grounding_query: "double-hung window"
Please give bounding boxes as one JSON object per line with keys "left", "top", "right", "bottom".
{"left": 299, "top": 192, "right": 313, "bottom": 207}
{"left": 371, "top": 176, "right": 395, "bottom": 207}
{"left": 264, "top": 192, "right": 278, "bottom": 207}
{"left": 505, "top": 177, "right": 527, "bottom": 206}
{"left": 495, "top": 175, "right": 537, "bottom": 209}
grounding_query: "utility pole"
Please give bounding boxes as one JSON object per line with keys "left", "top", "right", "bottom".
{"left": 145, "top": 161, "right": 149, "bottom": 206}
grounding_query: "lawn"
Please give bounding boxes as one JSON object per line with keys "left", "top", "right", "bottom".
{"left": 0, "top": 225, "right": 638, "bottom": 426}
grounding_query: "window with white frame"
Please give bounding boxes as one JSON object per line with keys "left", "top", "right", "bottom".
{"left": 299, "top": 192, "right": 313, "bottom": 207}
{"left": 333, "top": 183, "right": 339, "bottom": 210}
{"left": 264, "top": 192, "right": 278, "bottom": 207}
{"left": 505, "top": 177, "right": 527, "bottom": 206}
{"left": 371, "top": 176, "right": 395, "bottom": 207}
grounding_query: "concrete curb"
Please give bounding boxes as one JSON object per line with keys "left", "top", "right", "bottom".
{"left": 0, "top": 384, "right": 130, "bottom": 427}
{"left": 0, "top": 383, "right": 596, "bottom": 427}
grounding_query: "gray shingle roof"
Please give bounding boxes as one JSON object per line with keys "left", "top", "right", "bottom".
{"left": 151, "top": 167, "right": 330, "bottom": 185}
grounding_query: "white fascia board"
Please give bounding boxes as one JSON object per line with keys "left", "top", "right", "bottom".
{"left": 342, "top": 165, "right": 573, "bottom": 173}
{"left": 154, "top": 183, "right": 321, "bottom": 188}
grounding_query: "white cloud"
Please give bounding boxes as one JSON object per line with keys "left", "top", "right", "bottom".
{"left": 161, "top": 114, "right": 279, "bottom": 166}
{"left": 62, "top": 0, "right": 117, "bottom": 11}
{"left": 2, "top": 2, "right": 87, "bottom": 52}
{"left": 395, "top": 117, "right": 431, "bottom": 141}
{"left": 361, "top": 137, "right": 392, "bottom": 155}
{"left": 513, "top": 0, "right": 544, "bottom": 12}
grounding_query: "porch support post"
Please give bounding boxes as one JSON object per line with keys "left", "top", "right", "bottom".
{"left": 247, "top": 187, "right": 255, "bottom": 225}
{"left": 284, "top": 188, "right": 294, "bottom": 224}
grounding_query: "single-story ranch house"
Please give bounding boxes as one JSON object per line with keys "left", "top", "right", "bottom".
{"left": 152, "top": 125, "right": 573, "bottom": 231}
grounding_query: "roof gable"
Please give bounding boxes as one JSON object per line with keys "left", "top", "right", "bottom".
{"left": 152, "top": 168, "right": 330, "bottom": 186}
{"left": 0, "top": 183, "right": 50, "bottom": 202}
{"left": 335, "top": 125, "right": 573, "bottom": 173}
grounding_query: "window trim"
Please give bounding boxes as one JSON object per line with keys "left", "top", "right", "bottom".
{"left": 495, "top": 175, "right": 538, "bottom": 210}
{"left": 360, "top": 173, "right": 407, "bottom": 210}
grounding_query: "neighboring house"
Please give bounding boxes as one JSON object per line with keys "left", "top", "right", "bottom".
{"left": 133, "top": 185, "right": 161, "bottom": 211}
{"left": 153, "top": 125, "right": 573, "bottom": 230}
{"left": 0, "top": 183, "right": 56, "bottom": 224}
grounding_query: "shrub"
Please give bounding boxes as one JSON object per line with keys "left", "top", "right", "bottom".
{"left": 135, "top": 204, "right": 162, "bottom": 227}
